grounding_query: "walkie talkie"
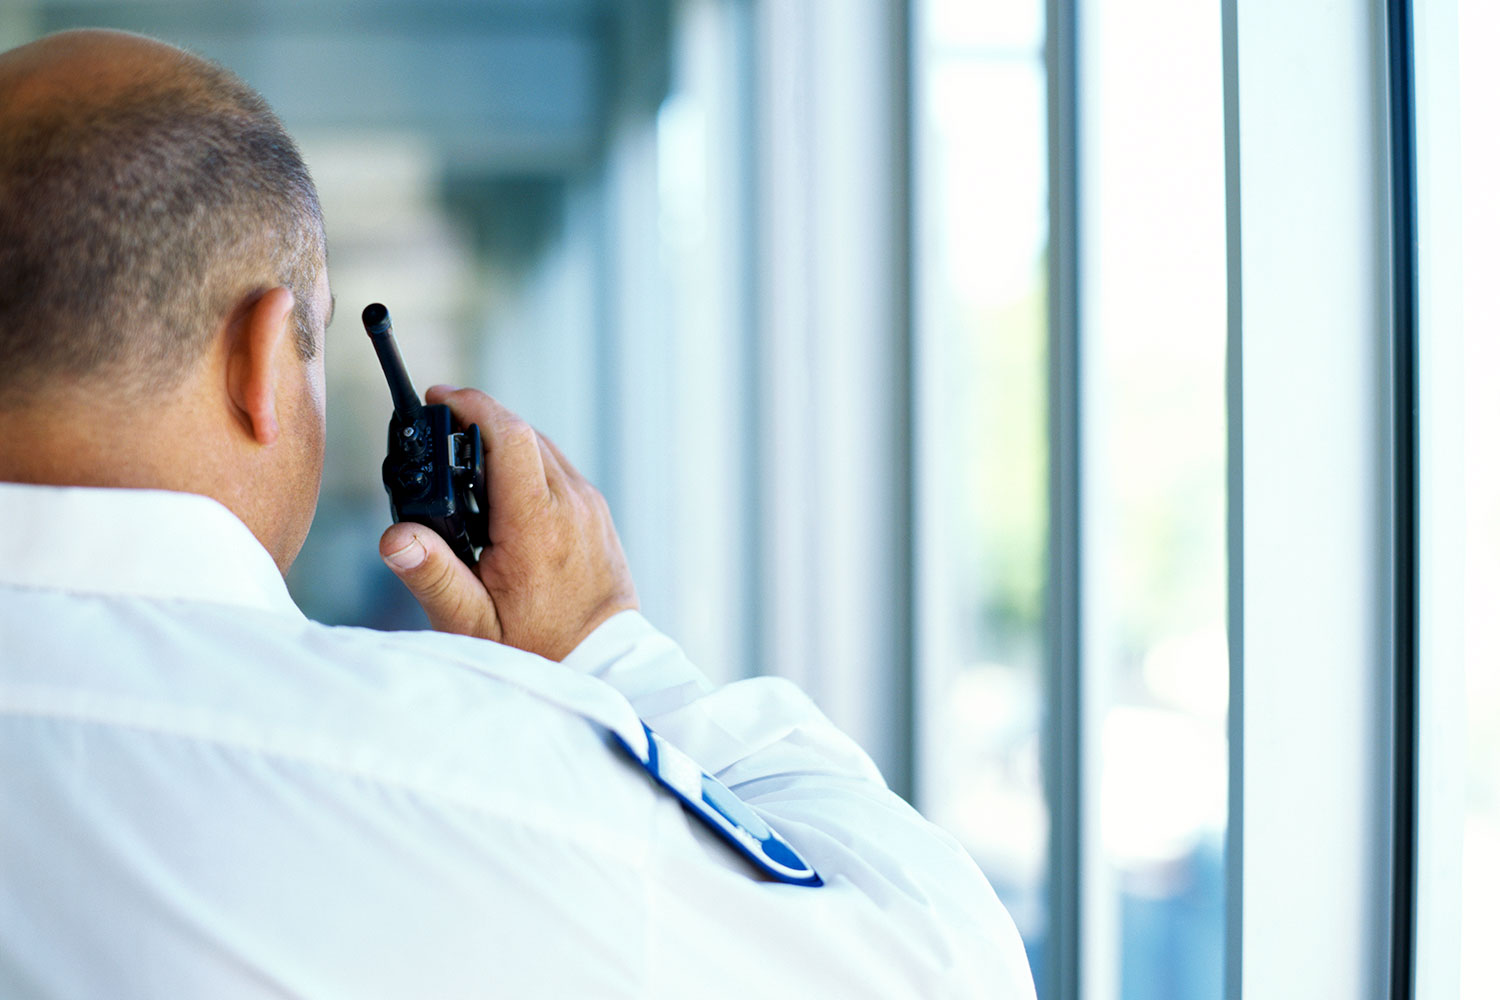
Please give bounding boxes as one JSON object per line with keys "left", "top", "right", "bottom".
{"left": 363, "top": 303, "right": 489, "bottom": 565}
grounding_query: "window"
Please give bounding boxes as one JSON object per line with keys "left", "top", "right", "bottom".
{"left": 916, "top": 1, "right": 1227, "bottom": 996}
{"left": 1082, "top": 1, "right": 1228, "bottom": 996}
{"left": 1412, "top": 2, "right": 1500, "bottom": 996}
{"left": 913, "top": 0, "right": 1051, "bottom": 980}
{"left": 1455, "top": 7, "right": 1500, "bottom": 986}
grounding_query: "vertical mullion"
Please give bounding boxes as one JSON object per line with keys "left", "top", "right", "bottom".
{"left": 891, "top": 0, "right": 918, "bottom": 805}
{"left": 1386, "top": 0, "right": 1419, "bottom": 996}
{"left": 730, "top": 0, "right": 765, "bottom": 683}
{"left": 1221, "top": 0, "right": 1244, "bottom": 994}
{"left": 1045, "top": 1, "right": 1082, "bottom": 998}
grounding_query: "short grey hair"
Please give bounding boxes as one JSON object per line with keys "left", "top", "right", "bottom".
{"left": 0, "top": 47, "right": 326, "bottom": 404}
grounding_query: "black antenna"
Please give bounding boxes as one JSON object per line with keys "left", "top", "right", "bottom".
{"left": 362, "top": 303, "right": 423, "bottom": 422}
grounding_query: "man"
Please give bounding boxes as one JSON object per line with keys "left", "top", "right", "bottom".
{"left": 0, "top": 28, "right": 1034, "bottom": 998}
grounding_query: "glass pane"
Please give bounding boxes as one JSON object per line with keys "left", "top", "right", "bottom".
{"left": 914, "top": 0, "right": 1050, "bottom": 990}
{"left": 1459, "top": 3, "right": 1500, "bottom": 994}
{"left": 1085, "top": 0, "right": 1228, "bottom": 997}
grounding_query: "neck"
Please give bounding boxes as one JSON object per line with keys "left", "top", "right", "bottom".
{"left": 0, "top": 380, "right": 290, "bottom": 567}
{"left": 0, "top": 379, "right": 224, "bottom": 491}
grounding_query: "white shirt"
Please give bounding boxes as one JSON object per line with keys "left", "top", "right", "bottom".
{"left": 0, "top": 482, "right": 1034, "bottom": 999}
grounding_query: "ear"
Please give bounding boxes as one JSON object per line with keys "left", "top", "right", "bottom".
{"left": 226, "top": 286, "right": 296, "bottom": 446}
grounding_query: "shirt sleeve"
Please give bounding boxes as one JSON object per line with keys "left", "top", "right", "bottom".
{"left": 564, "top": 611, "right": 1038, "bottom": 999}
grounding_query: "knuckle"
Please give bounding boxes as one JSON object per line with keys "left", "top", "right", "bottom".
{"left": 495, "top": 416, "right": 535, "bottom": 448}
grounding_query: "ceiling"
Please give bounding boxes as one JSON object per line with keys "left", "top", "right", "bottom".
{"left": 19, "top": 0, "right": 674, "bottom": 176}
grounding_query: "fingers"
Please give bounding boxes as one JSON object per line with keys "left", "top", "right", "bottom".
{"left": 379, "top": 522, "right": 502, "bottom": 642}
{"left": 392, "top": 386, "right": 638, "bottom": 659}
{"left": 427, "top": 384, "right": 553, "bottom": 520}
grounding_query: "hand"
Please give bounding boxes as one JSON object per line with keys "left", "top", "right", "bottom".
{"left": 378, "top": 386, "right": 639, "bottom": 661}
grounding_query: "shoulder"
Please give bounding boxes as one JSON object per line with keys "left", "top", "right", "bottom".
{"left": 4, "top": 591, "right": 652, "bottom": 850}
{"left": 0, "top": 597, "right": 665, "bottom": 995}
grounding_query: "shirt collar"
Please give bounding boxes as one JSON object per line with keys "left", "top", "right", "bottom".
{"left": 0, "top": 482, "right": 304, "bottom": 619}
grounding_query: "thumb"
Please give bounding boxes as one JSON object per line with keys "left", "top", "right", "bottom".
{"left": 379, "top": 523, "right": 502, "bottom": 642}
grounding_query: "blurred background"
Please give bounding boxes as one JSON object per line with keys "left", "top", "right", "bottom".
{"left": 0, "top": 1, "right": 1228, "bottom": 997}
{"left": 15, "top": 2, "right": 1494, "bottom": 999}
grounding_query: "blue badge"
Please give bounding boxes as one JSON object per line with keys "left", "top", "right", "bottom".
{"left": 612, "top": 723, "right": 823, "bottom": 887}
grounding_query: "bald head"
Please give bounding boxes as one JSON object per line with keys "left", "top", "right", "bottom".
{"left": 0, "top": 29, "right": 326, "bottom": 405}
